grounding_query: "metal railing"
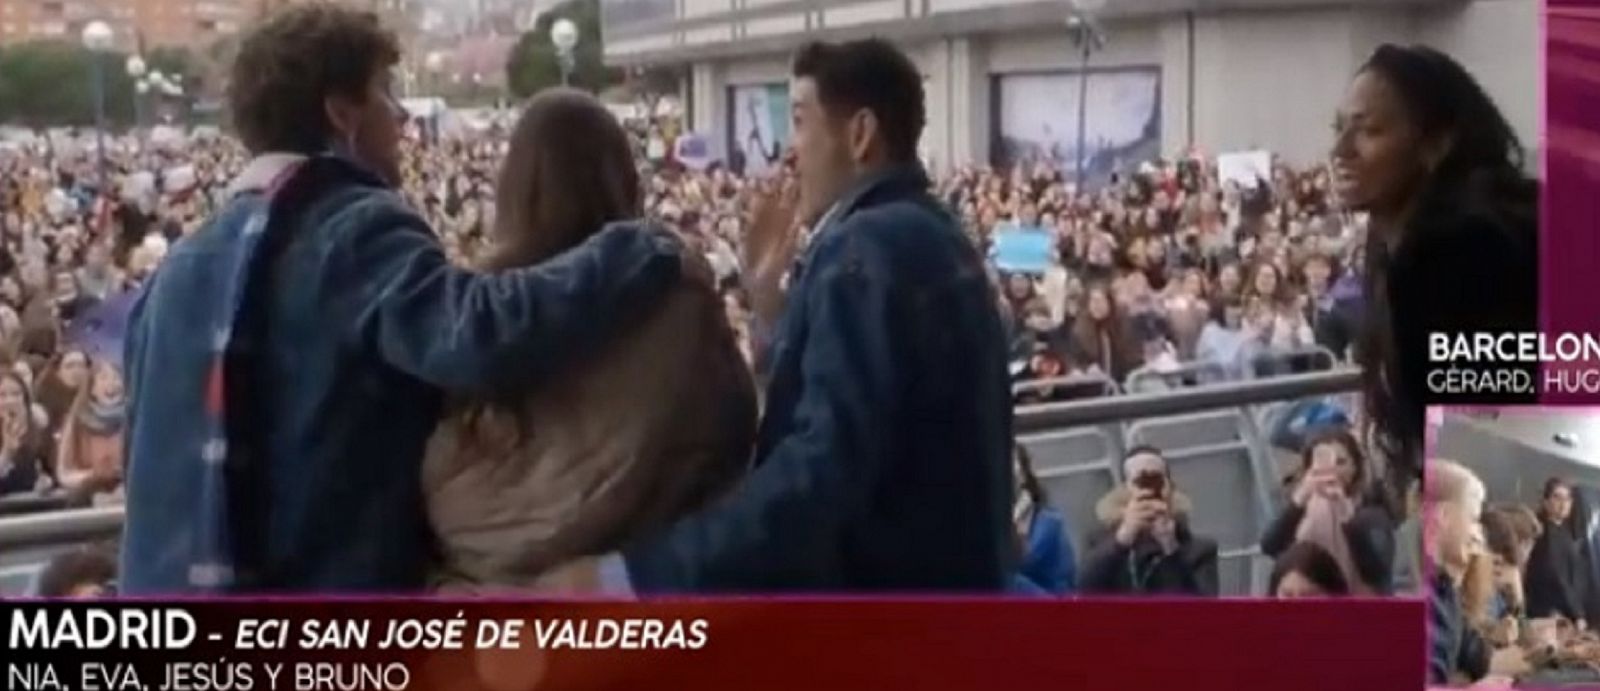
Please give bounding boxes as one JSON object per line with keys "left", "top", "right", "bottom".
{"left": 0, "top": 506, "right": 125, "bottom": 550}
{"left": 0, "top": 369, "right": 1364, "bottom": 596}
{"left": 1015, "top": 369, "right": 1359, "bottom": 433}
{"left": 1015, "top": 368, "right": 1362, "bottom": 596}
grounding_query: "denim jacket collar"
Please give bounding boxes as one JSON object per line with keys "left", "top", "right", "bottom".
{"left": 225, "top": 150, "right": 388, "bottom": 202}
{"left": 821, "top": 163, "right": 931, "bottom": 233}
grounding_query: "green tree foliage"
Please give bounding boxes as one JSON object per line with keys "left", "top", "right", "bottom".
{"left": 0, "top": 42, "right": 202, "bottom": 127}
{"left": 505, "top": 0, "right": 622, "bottom": 98}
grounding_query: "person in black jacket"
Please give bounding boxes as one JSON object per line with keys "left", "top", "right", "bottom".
{"left": 1334, "top": 45, "right": 1538, "bottom": 496}
{"left": 1525, "top": 478, "right": 1594, "bottom": 627}
{"left": 1080, "top": 446, "right": 1219, "bottom": 596}
{"left": 1260, "top": 428, "right": 1396, "bottom": 594}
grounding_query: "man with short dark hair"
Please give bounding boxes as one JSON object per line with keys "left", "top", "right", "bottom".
{"left": 1080, "top": 446, "right": 1220, "bottom": 596}
{"left": 559, "top": 38, "right": 1014, "bottom": 592}
{"left": 120, "top": 5, "right": 692, "bottom": 594}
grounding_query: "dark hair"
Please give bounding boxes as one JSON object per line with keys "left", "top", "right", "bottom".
{"left": 0, "top": 369, "right": 34, "bottom": 430}
{"left": 36, "top": 546, "right": 116, "bottom": 597}
{"left": 1539, "top": 478, "right": 1582, "bottom": 540}
{"left": 1298, "top": 428, "right": 1367, "bottom": 495}
{"left": 1354, "top": 44, "right": 1535, "bottom": 492}
{"left": 1125, "top": 445, "right": 1165, "bottom": 461}
{"left": 1209, "top": 296, "right": 1243, "bottom": 326}
{"left": 455, "top": 89, "right": 641, "bottom": 454}
{"left": 791, "top": 39, "right": 925, "bottom": 163}
{"left": 227, "top": 5, "right": 402, "bottom": 155}
{"left": 1246, "top": 261, "right": 1292, "bottom": 307}
{"left": 1122, "top": 445, "right": 1168, "bottom": 478}
{"left": 1269, "top": 541, "right": 1351, "bottom": 596}
{"left": 1545, "top": 477, "right": 1573, "bottom": 500}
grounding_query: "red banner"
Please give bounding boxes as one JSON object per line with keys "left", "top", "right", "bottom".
{"left": 2, "top": 599, "right": 1423, "bottom": 691}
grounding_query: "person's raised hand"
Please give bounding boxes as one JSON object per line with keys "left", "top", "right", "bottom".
{"left": 1115, "top": 494, "right": 1165, "bottom": 547}
{"left": 741, "top": 174, "right": 803, "bottom": 326}
{"left": 1291, "top": 470, "right": 1328, "bottom": 508}
{"left": 1151, "top": 514, "right": 1180, "bottom": 555}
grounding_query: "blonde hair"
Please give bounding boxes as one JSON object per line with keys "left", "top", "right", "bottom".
{"left": 1424, "top": 458, "right": 1486, "bottom": 510}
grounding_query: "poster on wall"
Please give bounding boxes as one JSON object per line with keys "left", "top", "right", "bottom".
{"left": 992, "top": 68, "right": 1160, "bottom": 187}
{"left": 727, "top": 83, "right": 791, "bottom": 176}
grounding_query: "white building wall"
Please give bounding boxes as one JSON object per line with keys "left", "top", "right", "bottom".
{"left": 1189, "top": 7, "right": 1375, "bottom": 164}
{"left": 1414, "top": 0, "right": 1540, "bottom": 162}
{"left": 686, "top": 0, "right": 1537, "bottom": 171}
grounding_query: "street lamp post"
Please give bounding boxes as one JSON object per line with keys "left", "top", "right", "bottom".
{"left": 126, "top": 54, "right": 147, "bottom": 134}
{"left": 424, "top": 51, "right": 446, "bottom": 97}
{"left": 81, "top": 20, "right": 114, "bottom": 194}
{"left": 1067, "top": 0, "right": 1106, "bottom": 188}
{"left": 550, "top": 18, "right": 579, "bottom": 88}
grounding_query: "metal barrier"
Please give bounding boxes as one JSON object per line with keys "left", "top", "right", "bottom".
{"left": 0, "top": 506, "right": 124, "bottom": 595}
{"left": 1013, "top": 372, "right": 1122, "bottom": 399}
{"left": 0, "top": 370, "right": 1363, "bottom": 596}
{"left": 1016, "top": 369, "right": 1362, "bottom": 596}
{"left": 1123, "top": 346, "right": 1341, "bottom": 394}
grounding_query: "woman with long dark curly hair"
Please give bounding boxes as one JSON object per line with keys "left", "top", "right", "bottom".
{"left": 1333, "top": 44, "right": 1538, "bottom": 493}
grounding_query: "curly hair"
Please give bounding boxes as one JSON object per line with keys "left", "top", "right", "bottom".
{"left": 227, "top": 4, "right": 401, "bottom": 155}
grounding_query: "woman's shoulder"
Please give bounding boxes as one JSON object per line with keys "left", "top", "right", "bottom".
{"left": 1411, "top": 174, "right": 1537, "bottom": 259}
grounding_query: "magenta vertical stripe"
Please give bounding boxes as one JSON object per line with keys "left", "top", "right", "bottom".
{"left": 1543, "top": 2, "right": 1600, "bottom": 403}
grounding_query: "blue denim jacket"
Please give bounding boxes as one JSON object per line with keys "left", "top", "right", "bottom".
{"left": 619, "top": 165, "right": 1015, "bottom": 592}
{"left": 120, "top": 155, "right": 681, "bottom": 594}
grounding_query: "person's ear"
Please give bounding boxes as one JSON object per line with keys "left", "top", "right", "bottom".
{"left": 847, "top": 109, "right": 879, "bottom": 163}
{"left": 324, "top": 92, "right": 363, "bottom": 146}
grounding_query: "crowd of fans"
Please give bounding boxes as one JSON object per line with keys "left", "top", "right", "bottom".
{"left": 0, "top": 105, "right": 1380, "bottom": 598}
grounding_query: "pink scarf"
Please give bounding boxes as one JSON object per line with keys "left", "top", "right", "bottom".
{"left": 1296, "top": 491, "right": 1370, "bottom": 595}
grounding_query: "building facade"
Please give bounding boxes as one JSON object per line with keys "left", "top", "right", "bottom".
{"left": 600, "top": 0, "right": 1538, "bottom": 173}
{"left": 0, "top": 0, "right": 252, "bottom": 50}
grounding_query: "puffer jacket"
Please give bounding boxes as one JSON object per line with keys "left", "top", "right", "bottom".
{"left": 423, "top": 281, "right": 757, "bottom": 590}
{"left": 1079, "top": 486, "right": 1219, "bottom": 596}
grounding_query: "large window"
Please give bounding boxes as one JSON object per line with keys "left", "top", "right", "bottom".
{"left": 725, "top": 83, "right": 791, "bottom": 177}
{"left": 990, "top": 67, "right": 1160, "bottom": 186}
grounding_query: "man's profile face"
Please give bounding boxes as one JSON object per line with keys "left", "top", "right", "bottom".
{"left": 789, "top": 76, "right": 851, "bottom": 217}
{"left": 331, "top": 68, "right": 406, "bottom": 187}
{"left": 1433, "top": 497, "right": 1482, "bottom": 573}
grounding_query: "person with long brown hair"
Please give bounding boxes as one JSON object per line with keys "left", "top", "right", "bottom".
{"left": 33, "top": 347, "right": 90, "bottom": 433}
{"left": 1259, "top": 428, "right": 1395, "bottom": 594}
{"left": 421, "top": 89, "right": 757, "bottom": 591}
{"left": 1069, "top": 283, "right": 1141, "bottom": 383}
{"left": 54, "top": 359, "right": 126, "bottom": 501}
{"left": 0, "top": 369, "right": 51, "bottom": 497}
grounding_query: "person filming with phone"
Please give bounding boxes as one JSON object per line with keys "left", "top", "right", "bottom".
{"left": 1081, "top": 446, "right": 1219, "bottom": 596}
